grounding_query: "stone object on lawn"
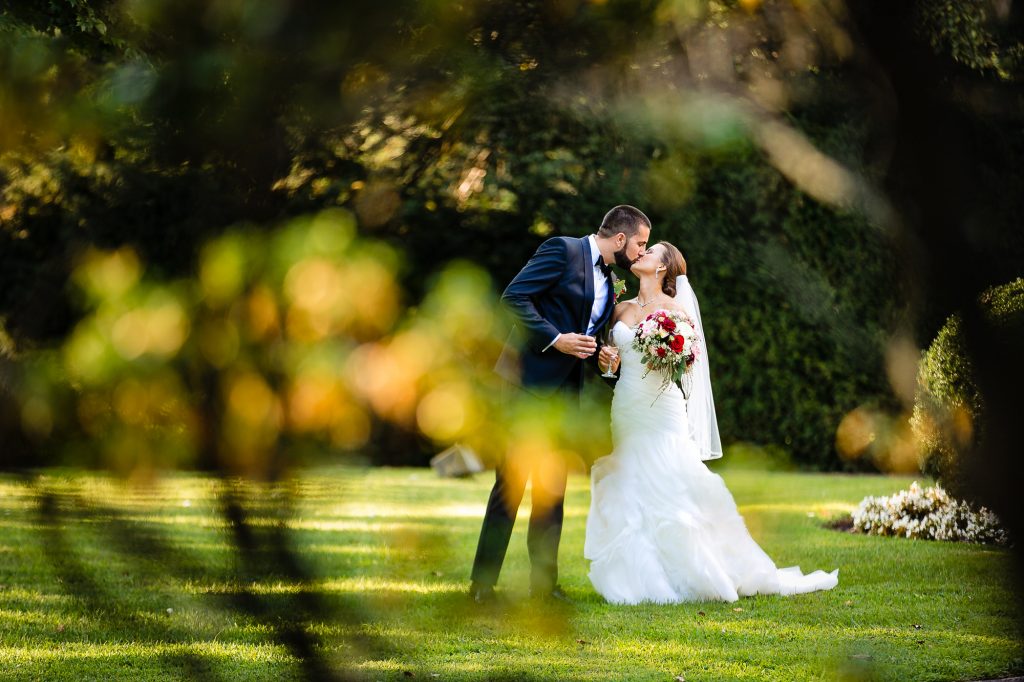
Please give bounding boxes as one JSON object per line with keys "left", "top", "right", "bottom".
{"left": 430, "top": 443, "right": 485, "bottom": 478}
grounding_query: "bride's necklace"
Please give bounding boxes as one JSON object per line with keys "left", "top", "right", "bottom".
{"left": 637, "top": 294, "right": 656, "bottom": 308}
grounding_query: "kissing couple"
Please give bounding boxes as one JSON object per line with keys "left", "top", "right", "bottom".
{"left": 469, "top": 205, "right": 838, "bottom": 606}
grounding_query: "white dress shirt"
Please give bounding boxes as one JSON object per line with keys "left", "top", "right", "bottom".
{"left": 544, "top": 234, "right": 610, "bottom": 351}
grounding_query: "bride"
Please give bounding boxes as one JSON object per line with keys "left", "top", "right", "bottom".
{"left": 584, "top": 241, "right": 839, "bottom": 604}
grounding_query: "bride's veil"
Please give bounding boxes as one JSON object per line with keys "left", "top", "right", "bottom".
{"left": 675, "top": 275, "right": 723, "bottom": 461}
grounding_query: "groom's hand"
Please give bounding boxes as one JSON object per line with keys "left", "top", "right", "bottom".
{"left": 554, "top": 333, "right": 597, "bottom": 359}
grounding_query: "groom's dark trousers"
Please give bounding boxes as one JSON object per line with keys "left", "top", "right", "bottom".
{"left": 470, "top": 235, "right": 613, "bottom": 594}
{"left": 470, "top": 367, "right": 580, "bottom": 593}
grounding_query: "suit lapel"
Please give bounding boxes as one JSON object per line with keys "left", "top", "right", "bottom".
{"left": 580, "top": 237, "right": 595, "bottom": 333}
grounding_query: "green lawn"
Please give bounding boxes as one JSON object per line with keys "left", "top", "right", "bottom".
{"left": 0, "top": 465, "right": 1020, "bottom": 681}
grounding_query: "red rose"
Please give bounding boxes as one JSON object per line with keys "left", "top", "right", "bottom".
{"left": 670, "top": 335, "right": 685, "bottom": 353}
{"left": 656, "top": 347, "right": 666, "bottom": 358}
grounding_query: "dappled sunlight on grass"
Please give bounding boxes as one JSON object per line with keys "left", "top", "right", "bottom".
{"left": 310, "top": 500, "right": 592, "bottom": 522}
{"left": 188, "top": 577, "right": 463, "bottom": 596}
{"left": 738, "top": 502, "right": 857, "bottom": 515}
{"left": 0, "top": 607, "right": 69, "bottom": 629}
{"left": 0, "top": 586, "right": 71, "bottom": 606}
{"left": 0, "top": 641, "right": 294, "bottom": 663}
{"left": 0, "top": 467, "right": 1020, "bottom": 681}
{"left": 289, "top": 519, "right": 446, "bottom": 534}
{"left": 315, "top": 502, "right": 489, "bottom": 519}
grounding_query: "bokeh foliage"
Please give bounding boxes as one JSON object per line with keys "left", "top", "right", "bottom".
{"left": 1, "top": 1, "right": 1023, "bottom": 473}
{"left": 10, "top": 206, "right": 613, "bottom": 478}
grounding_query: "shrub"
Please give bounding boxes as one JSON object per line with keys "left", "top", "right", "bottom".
{"left": 852, "top": 481, "right": 1009, "bottom": 546}
{"left": 911, "top": 278, "right": 1024, "bottom": 496}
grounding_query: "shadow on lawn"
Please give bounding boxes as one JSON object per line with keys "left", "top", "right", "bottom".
{"left": 21, "top": 476, "right": 577, "bottom": 680}
{"left": 31, "top": 476, "right": 393, "bottom": 682}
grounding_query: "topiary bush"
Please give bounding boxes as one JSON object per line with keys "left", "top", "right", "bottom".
{"left": 912, "top": 278, "right": 1024, "bottom": 497}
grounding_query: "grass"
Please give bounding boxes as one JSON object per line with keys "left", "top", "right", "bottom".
{"left": 0, "top": 464, "right": 1021, "bottom": 681}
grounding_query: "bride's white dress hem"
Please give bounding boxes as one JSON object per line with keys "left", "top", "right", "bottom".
{"left": 584, "top": 321, "right": 839, "bottom": 605}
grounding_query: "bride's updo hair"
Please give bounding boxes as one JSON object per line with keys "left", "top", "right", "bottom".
{"left": 657, "top": 242, "right": 687, "bottom": 297}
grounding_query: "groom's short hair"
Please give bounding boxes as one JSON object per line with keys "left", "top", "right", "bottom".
{"left": 598, "top": 205, "right": 651, "bottom": 239}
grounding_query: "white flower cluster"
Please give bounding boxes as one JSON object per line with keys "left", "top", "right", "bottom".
{"left": 852, "top": 481, "right": 1009, "bottom": 546}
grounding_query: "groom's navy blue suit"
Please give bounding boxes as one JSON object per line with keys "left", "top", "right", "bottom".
{"left": 494, "top": 235, "right": 615, "bottom": 392}
{"left": 472, "top": 235, "right": 615, "bottom": 593}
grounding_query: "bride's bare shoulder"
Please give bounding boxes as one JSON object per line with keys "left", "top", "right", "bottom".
{"left": 613, "top": 299, "right": 643, "bottom": 326}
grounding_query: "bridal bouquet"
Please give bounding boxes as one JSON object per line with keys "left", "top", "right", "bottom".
{"left": 633, "top": 309, "right": 701, "bottom": 399}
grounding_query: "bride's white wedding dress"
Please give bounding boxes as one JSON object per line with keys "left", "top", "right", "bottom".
{"left": 584, "top": 320, "right": 839, "bottom": 604}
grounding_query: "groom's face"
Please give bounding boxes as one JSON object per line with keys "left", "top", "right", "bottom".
{"left": 613, "top": 225, "right": 650, "bottom": 269}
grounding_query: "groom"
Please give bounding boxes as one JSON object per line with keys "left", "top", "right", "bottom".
{"left": 469, "top": 205, "right": 651, "bottom": 604}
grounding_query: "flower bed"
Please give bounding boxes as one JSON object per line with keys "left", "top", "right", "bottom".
{"left": 851, "top": 482, "right": 1009, "bottom": 546}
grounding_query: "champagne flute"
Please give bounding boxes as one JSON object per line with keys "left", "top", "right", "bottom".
{"left": 601, "top": 327, "right": 619, "bottom": 378}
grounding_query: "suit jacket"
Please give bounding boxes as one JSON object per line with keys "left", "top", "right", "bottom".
{"left": 494, "top": 236, "right": 615, "bottom": 393}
